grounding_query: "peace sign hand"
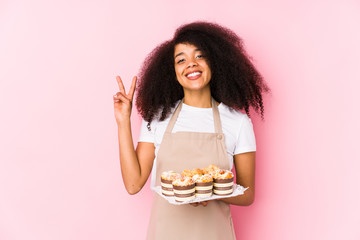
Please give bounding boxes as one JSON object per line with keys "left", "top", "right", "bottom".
{"left": 113, "top": 75, "right": 137, "bottom": 125}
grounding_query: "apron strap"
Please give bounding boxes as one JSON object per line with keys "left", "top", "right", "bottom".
{"left": 211, "top": 98, "right": 222, "bottom": 134}
{"left": 165, "top": 98, "right": 223, "bottom": 134}
{"left": 164, "top": 99, "right": 184, "bottom": 134}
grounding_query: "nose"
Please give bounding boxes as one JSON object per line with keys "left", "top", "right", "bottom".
{"left": 187, "top": 58, "right": 198, "bottom": 68}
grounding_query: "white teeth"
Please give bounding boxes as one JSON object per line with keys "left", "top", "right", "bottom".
{"left": 187, "top": 72, "right": 201, "bottom": 77}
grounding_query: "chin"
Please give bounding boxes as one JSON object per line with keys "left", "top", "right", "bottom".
{"left": 184, "top": 86, "right": 207, "bottom": 92}
{"left": 183, "top": 82, "right": 210, "bottom": 90}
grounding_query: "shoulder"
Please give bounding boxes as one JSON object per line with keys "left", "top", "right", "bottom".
{"left": 144, "top": 100, "right": 181, "bottom": 131}
{"left": 218, "top": 103, "right": 250, "bottom": 123}
{"left": 218, "top": 103, "right": 254, "bottom": 137}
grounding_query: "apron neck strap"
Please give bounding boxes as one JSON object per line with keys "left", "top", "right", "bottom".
{"left": 165, "top": 98, "right": 223, "bottom": 134}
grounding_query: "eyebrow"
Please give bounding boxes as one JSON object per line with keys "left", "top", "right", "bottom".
{"left": 174, "top": 48, "right": 202, "bottom": 59}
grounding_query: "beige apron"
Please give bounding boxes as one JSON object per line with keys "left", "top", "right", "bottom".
{"left": 146, "top": 98, "right": 236, "bottom": 240}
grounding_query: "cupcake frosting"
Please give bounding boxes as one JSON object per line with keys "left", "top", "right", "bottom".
{"left": 213, "top": 170, "right": 234, "bottom": 179}
{"left": 193, "top": 174, "right": 213, "bottom": 183}
{"left": 202, "top": 164, "right": 221, "bottom": 177}
{"left": 181, "top": 168, "right": 203, "bottom": 178}
{"left": 173, "top": 177, "right": 195, "bottom": 186}
{"left": 161, "top": 171, "right": 181, "bottom": 181}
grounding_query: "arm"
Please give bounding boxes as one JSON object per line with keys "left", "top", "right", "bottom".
{"left": 117, "top": 122, "right": 155, "bottom": 195}
{"left": 192, "top": 151, "right": 255, "bottom": 207}
{"left": 114, "top": 76, "right": 155, "bottom": 195}
{"left": 220, "top": 151, "right": 256, "bottom": 206}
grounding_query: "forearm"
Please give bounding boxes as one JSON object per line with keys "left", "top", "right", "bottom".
{"left": 117, "top": 119, "right": 142, "bottom": 194}
{"left": 222, "top": 152, "right": 256, "bottom": 206}
{"left": 219, "top": 187, "right": 255, "bottom": 206}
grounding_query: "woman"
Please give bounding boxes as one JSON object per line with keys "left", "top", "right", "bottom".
{"left": 113, "top": 21, "right": 269, "bottom": 239}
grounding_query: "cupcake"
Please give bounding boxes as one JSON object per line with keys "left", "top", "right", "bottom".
{"left": 172, "top": 177, "right": 196, "bottom": 202}
{"left": 213, "top": 170, "right": 234, "bottom": 195}
{"left": 202, "top": 164, "right": 221, "bottom": 177}
{"left": 160, "top": 171, "right": 181, "bottom": 196}
{"left": 181, "top": 168, "right": 203, "bottom": 178}
{"left": 193, "top": 174, "right": 213, "bottom": 197}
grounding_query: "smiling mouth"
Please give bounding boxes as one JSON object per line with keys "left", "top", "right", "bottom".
{"left": 185, "top": 72, "right": 201, "bottom": 78}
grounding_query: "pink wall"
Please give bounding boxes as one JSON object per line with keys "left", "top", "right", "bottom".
{"left": 1, "top": 0, "right": 359, "bottom": 239}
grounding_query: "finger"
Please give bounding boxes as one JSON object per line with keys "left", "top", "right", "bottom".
{"left": 113, "top": 94, "right": 120, "bottom": 102}
{"left": 190, "top": 202, "right": 199, "bottom": 207}
{"left": 201, "top": 201, "right": 208, "bottom": 207}
{"left": 113, "top": 92, "right": 124, "bottom": 98}
{"left": 128, "top": 76, "right": 137, "bottom": 99}
{"left": 114, "top": 92, "right": 130, "bottom": 104}
{"left": 116, "top": 76, "right": 126, "bottom": 93}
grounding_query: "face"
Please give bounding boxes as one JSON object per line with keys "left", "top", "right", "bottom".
{"left": 174, "top": 43, "right": 212, "bottom": 93}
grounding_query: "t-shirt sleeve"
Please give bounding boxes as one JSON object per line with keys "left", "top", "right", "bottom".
{"left": 138, "top": 119, "right": 155, "bottom": 143}
{"left": 234, "top": 115, "right": 256, "bottom": 155}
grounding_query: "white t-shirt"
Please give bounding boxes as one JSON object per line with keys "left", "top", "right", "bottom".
{"left": 138, "top": 101, "right": 256, "bottom": 188}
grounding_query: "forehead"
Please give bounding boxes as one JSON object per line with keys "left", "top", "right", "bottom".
{"left": 174, "top": 43, "right": 201, "bottom": 57}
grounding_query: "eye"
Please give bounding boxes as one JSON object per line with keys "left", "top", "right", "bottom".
{"left": 196, "top": 54, "right": 204, "bottom": 59}
{"left": 176, "top": 59, "right": 185, "bottom": 64}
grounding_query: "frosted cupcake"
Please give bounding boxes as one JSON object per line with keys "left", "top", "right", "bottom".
{"left": 172, "top": 177, "right": 196, "bottom": 202}
{"left": 192, "top": 174, "right": 213, "bottom": 197}
{"left": 202, "top": 164, "right": 221, "bottom": 177}
{"left": 213, "top": 170, "right": 234, "bottom": 195}
{"left": 160, "top": 171, "right": 181, "bottom": 196}
{"left": 181, "top": 168, "right": 203, "bottom": 178}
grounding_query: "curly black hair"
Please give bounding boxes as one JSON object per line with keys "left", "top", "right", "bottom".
{"left": 136, "top": 21, "right": 269, "bottom": 127}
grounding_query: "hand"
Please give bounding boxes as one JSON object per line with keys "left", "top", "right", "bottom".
{"left": 190, "top": 201, "right": 210, "bottom": 207}
{"left": 113, "top": 75, "right": 137, "bottom": 124}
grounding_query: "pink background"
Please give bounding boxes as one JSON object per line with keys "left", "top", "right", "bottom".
{"left": 1, "top": 0, "right": 359, "bottom": 239}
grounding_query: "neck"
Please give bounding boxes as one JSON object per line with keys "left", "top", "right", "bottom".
{"left": 183, "top": 88, "right": 212, "bottom": 108}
